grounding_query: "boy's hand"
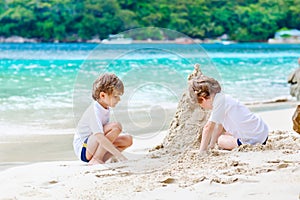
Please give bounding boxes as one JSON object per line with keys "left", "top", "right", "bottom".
{"left": 199, "top": 150, "right": 208, "bottom": 157}
{"left": 208, "top": 143, "right": 217, "bottom": 150}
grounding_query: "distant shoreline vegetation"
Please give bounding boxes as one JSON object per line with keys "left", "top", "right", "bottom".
{"left": 0, "top": 0, "right": 299, "bottom": 43}
{"left": 0, "top": 35, "right": 235, "bottom": 44}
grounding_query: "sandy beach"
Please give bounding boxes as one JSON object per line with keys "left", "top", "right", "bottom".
{"left": 0, "top": 101, "right": 299, "bottom": 200}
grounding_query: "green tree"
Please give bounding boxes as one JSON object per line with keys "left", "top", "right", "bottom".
{"left": 0, "top": 0, "right": 299, "bottom": 42}
{"left": 76, "top": 0, "right": 124, "bottom": 39}
{"left": 287, "top": 0, "right": 300, "bottom": 28}
{"left": 0, "top": 0, "right": 36, "bottom": 37}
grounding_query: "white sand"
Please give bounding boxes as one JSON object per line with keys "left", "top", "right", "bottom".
{"left": 0, "top": 107, "right": 299, "bottom": 200}
{"left": 259, "top": 108, "right": 295, "bottom": 131}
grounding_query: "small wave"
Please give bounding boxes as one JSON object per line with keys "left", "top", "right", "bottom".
{"left": 0, "top": 95, "right": 73, "bottom": 111}
{"left": 243, "top": 96, "right": 295, "bottom": 105}
{"left": 0, "top": 121, "right": 74, "bottom": 136}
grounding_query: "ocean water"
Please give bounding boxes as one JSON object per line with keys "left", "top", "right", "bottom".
{"left": 1, "top": 43, "right": 300, "bottom": 136}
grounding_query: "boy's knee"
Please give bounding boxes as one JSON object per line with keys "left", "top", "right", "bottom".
{"left": 126, "top": 135, "right": 133, "bottom": 147}
{"left": 111, "top": 122, "right": 122, "bottom": 132}
{"left": 217, "top": 135, "right": 223, "bottom": 145}
{"left": 217, "top": 135, "right": 237, "bottom": 150}
{"left": 217, "top": 135, "right": 227, "bottom": 149}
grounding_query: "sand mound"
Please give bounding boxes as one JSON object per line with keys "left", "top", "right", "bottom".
{"left": 236, "top": 130, "right": 300, "bottom": 152}
{"left": 155, "top": 64, "right": 209, "bottom": 156}
{"left": 144, "top": 129, "right": 299, "bottom": 189}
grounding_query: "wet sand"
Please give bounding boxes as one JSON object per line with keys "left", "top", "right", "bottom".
{"left": 0, "top": 134, "right": 76, "bottom": 171}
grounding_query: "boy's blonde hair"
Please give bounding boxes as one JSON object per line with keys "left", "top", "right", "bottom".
{"left": 189, "top": 75, "right": 221, "bottom": 104}
{"left": 92, "top": 73, "right": 124, "bottom": 101}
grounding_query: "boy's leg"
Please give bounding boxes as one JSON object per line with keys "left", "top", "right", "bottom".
{"left": 217, "top": 133, "right": 238, "bottom": 150}
{"left": 102, "top": 134, "right": 133, "bottom": 162}
{"left": 103, "top": 122, "right": 123, "bottom": 143}
{"left": 87, "top": 122, "right": 123, "bottom": 164}
{"left": 85, "top": 122, "right": 132, "bottom": 164}
{"left": 102, "top": 122, "right": 133, "bottom": 162}
{"left": 84, "top": 135, "right": 104, "bottom": 164}
{"left": 111, "top": 134, "right": 133, "bottom": 151}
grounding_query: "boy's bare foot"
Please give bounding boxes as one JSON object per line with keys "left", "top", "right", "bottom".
{"left": 88, "top": 158, "right": 104, "bottom": 165}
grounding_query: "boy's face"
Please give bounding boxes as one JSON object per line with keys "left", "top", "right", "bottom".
{"left": 199, "top": 97, "right": 213, "bottom": 110}
{"left": 99, "top": 90, "right": 122, "bottom": 109}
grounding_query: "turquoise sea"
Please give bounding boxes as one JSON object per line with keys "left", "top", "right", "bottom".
{"left": 1, "top": 43, "right": 300, "bottom": 136}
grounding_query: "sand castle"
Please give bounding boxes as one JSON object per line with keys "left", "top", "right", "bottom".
{"left": 160, "top": 64, "right": 209, "bottom": 154}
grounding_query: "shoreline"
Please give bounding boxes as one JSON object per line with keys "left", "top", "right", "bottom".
{"left": 247, "top": 99, "right": 298, "bottom": 112}
{"left": 2, "top": 37, "right": 300, "bottom": 44}
{"left": 2, "top": 40, "right": 300, "bottom": 45}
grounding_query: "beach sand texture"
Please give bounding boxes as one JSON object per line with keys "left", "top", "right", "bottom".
{"left": 0, "top": 67, "right": 299, "bottom": 200}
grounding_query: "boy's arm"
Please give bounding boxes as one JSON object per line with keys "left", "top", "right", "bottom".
{"left": 95, "top": 133, "right": 128, "bottom": 161}
{"left": 199, "top": 121, "right": 215, "bottom": 152}
{"left": 208, "top": 123, "right": 224, "bottom": 148}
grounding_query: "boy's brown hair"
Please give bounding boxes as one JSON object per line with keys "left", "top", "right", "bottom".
{"left": 92, "top": 73, "right": 124, "bottom": 101}
{"left": 189, "top": 75, "right": 221, "bottom": 104}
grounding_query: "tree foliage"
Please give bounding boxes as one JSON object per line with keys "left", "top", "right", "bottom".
{"left": 0, "top": 0, "right": 299, "bottom": 42}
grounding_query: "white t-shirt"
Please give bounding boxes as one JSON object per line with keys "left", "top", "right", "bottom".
{"left": 73, "top": 101, "right": 110, "bottom": 159}
{"left": 209, "top": 93, "right": 268, "bottom": 144}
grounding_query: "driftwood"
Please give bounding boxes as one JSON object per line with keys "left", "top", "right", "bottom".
{"left": 288, "top": 59, "right": 300, "bottom": 100}
{"left": 292, "top": 105, "right": 300, "bottom": 134}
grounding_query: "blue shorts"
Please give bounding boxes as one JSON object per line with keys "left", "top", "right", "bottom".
{"left": 81, "top": 137, "right": 90, "bottom": 163}
{"left": 237, "top": 137, "right": 268, "bottom": 146}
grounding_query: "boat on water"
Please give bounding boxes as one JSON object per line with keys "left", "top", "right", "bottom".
{"left": 101, "top": 34, "right": 133, "bottom": 44}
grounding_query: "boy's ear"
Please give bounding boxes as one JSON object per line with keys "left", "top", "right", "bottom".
{"left": 99, "top": 91, "right": 106, "bottom": 99}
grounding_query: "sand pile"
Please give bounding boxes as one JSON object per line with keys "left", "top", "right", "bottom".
{"left": 155, "top": 64, "right": 209, "bottom": 156}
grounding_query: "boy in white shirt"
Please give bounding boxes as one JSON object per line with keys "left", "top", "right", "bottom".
{"left": 73, "top": 73, "right": 133, "bottom": 164}
{"left": 189, "top": 75, "right": 268, "bottom": 152}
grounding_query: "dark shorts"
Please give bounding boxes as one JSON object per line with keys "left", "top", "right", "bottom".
{"left": 237, "top": 137, "right": 268, "bottom": 146}
{"left": 81, "top": 137, "right": 90, "bottom": 163}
